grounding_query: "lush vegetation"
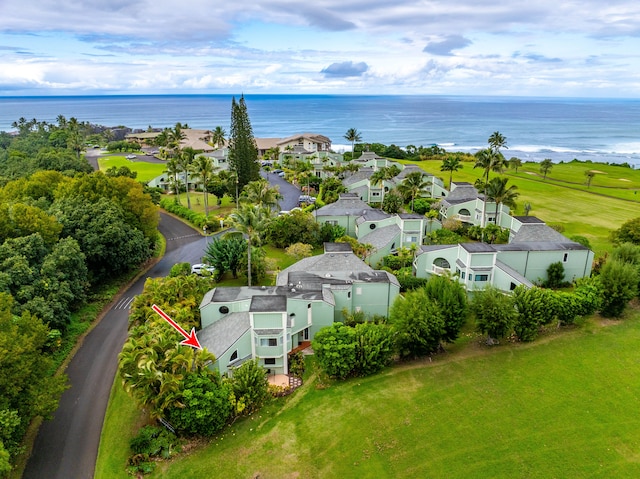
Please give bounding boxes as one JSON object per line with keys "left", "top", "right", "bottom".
{"left": 0, "top": 117, "right": 160, "bottom": 476}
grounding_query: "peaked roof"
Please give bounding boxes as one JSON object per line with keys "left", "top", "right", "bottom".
{"left": 314, "top": 193, "right": 374, "bottom": 217}
{"left": 197, "top": 312, "right": 251, "bottom": 359}
{"left": 358, "top": 224, "right": 401, "bottom": 250}
{"left": 511, "top": 224, "right": 575, "bottom": 243}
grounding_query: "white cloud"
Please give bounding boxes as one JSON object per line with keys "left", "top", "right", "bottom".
{"left": 0, "top": 1, "right": 639, "bottom": 95}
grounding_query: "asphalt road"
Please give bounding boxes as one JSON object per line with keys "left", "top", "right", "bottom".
{"left": 23, "top": 214, "right": 210, "bottom": 479}
{"left": 23, "top": 156, "right": 300, "bottom": 479}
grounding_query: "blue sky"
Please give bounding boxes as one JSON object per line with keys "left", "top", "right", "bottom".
{"left": 1, "top": 0, "right": 639, "bottom": 97}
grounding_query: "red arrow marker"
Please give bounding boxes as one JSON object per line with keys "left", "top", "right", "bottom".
{"left": 152, "top": 304, "right": 202, "bottom": 350}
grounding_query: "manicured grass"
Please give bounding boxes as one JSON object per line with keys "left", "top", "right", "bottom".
{"left": 95, "top": 380, "right": 146, "bottom": 479}
{"left": 412, "top": 159, "right": 640, "bottom": 254}
{"left": 161, "top": 192, "right": 235, "bottom": 218}
{"left": 101, "top": 311, "right": 640, "bottom": 478}
{"left": 97, "top": 155, "right": 166, "bottom": 182}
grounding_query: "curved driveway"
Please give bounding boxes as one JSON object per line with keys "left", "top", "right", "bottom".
{"left": 23, "top": 214, "right": 210, "bottom": 479}
{"left": 24, "top": 156, "right": 301, "bottom": 478}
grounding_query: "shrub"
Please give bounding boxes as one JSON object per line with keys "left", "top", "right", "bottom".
{"left": 599, "top": 260, "right": 638, "bottom": 317}
{"left": 166, "top": 371, "right": 234, "bottom": 437}
{"left": 128, "top": 425, "right": 181, "bottom": 475}
{"left": 544, "top": 261, "right": 566, "bottom": 288}
{"left": 353, "top": 322, "right": 395, "bottom": 376}
{"left": 229, "top": 359, "right": 269, "bottom": 415}
{"left": 397, "top": 275, "right": 429, "bottom": 292}
{"left": 472, "top": 286, "right": 517, "bottom": 343}
{"left": 288, "top": 351, "right": 305, "bottom": 379}
{"left": 423, "top": 274, "right": 468, "bottom": 343}
{"left": 169, "top": 262, "right": 191, "bottom": 277}
{"left": 312, "top": 323, "right": 357, "bottom": 379}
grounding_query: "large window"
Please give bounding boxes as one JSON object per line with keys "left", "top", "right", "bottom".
{"left": 264, "top": 358, "right": 276, "bottom": 365}
{"left": 433, "top": 257, "right": 451, "bottom": 269}
{"left": 474, "top": 274, "right": 489, "bottom": 282}
{"left": 260, "top": 338, "right": 278, "bottom": 347}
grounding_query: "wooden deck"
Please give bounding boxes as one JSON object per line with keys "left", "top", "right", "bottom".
{"left": 290, "top": 341, "right": 311, "bottom": 354}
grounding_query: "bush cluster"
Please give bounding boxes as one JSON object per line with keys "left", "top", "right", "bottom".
{"left": 160, "top": 198, "right": 220, "bottom": 231}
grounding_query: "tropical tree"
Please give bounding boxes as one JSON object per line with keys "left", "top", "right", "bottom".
{"left": 585, "top": 170, "right": 596, "bottom": 188}
{"left": 398, "top": 171, "right": 431, "bottom": 212}
{"left": 228, "top": 95, "right": 260, "bottom": 189}
{"left": 229, "top": 204, "right": 270, "bottom": 286}
{"left": 343, "top": 128, "right": 362, "bottom": 159}
{"left": 488, "top": 131, "right": 508, "bottom": 153}
{"left": 178, "top": 147, "right": 197, "bottom": 209}
{"left": 211, "top": 126, "right": 226, "bottom": 149}
{"left": 508, "top": 157, "right": 522, "bottom": 173}
{"left": 540, "top": 158, "right": 553, "bottom": 180}
{"left": 599, "top": 260, "right": 638, "bottom": 317}
{"left": 167, "top": 123, "right": 186, "bottom": 158}
{"left": 190, "top": 156, "right": 218, "bottom": 216}
{"left": 164, "top": 157, "right": 182, "bottom": 202}
{"left": 484, "top": 177, "right": 519, "bottom": 227}
{"left": 241, "top": 178, "right": 282, "bottom": 210}
{"left": 440, "top": 155, "right": 462, "bottom": 190}
{"left": 370, "top": 165, "right": 401, "bottom": 207}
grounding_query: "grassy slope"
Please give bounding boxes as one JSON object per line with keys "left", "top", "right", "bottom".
{"left": 413, "top": 159, "right": 640, "bottom": 254}
{"left": 97, "top": 156, "right": 166, "bottom": 182}
{"left": 100, "top": 312, "right": 640, "bottom": 479}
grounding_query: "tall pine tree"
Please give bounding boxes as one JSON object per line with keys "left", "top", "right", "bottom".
{"left": 229, "top": 95, "right": 260, "bottom": 190}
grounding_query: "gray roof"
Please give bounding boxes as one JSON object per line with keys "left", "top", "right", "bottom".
{"left": 342, "top": 168, "right": 374, "bottom": 186}
{"left": 512, "top": 216, "right": 545, "bottom": 224}
{"left": 511, "top": 224, "right": 576, "bottom": 243}
{"left": 250, "top": 295, "right": 287, "bottom": 312}
{"left": 314, "top": 193, "right": 374, "bottom": 217}
{"left": 277, "top": 251, "right": 374, "bottom": 286}
{"left": 202, "top": 285, "right": 324, "bottom": 305}
{"left": 417, "top": 244, "right": 457, "bottom": 256}
{"left": 395, "top": 164, "right": 430, "bottom": 180}
{"left": 358, "top": 224, "right": 401, "bottom": 250}
{"left": 494, "top": 241, "right": 589, "bottom": 252}
{"left": 356, "top": 209, "right": 392, "bottom": 224}
{"left": 324, "top": 242, "right": 353, "bottom": 253}
{"left": 198, "top": 312, "right": 251, "bottom": 359}
{"left": 460, "top": 242, "right": 496, "bottom": 253}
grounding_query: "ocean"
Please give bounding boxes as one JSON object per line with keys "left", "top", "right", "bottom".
{"left": 1, "top": 94, "right": 639, "bottom": 166}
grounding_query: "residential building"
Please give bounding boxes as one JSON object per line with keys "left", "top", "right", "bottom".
{"left": 413, "top": 216, "right": 594, "bottom": 291}
{"left": 197, "top": 243, "right": 400, "bottom": 376}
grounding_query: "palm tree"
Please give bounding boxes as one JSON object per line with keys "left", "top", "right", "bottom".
{"left": 484, "top": 177, "right": 519, "bottom": 227}
{"left": 344, "top": 128, "right": 362, "bottom": 159}
{"left": 508, "top": 157, "right": 522, "bottom": 173}
{"left": 164, "top": 157, "right": 182, "bottom": 202}
{"left": 398, "top": 171, "right": 430, "bottom": 212}
{"left": 488, "top": 131, "right": 508, "bottom": 153}
{"left": 178, "top": 147, "right": 197, "bottom": 209}
{"left": 585, "top": 170, "right": 596, "bottom": 188}
{"left": 540, "top": 159, "right": 553, "bottom": 180}
{"left": 370, "top": 165, "right": 400, "bottom": 207}
{"left": 168, "top": 123, "right": 186, "bottom": 158}
{"left": 212, "top": 126, "right": 226, "bottom": 149}
{"left": 440, "top": 156, "right": 463, "bottom": 190}
{"left": 230, "top": 204, "right": 270, "bottom": 286}
{"left": 241, "top": 178, "right": 282, "bottom": 210}
{"left": 190, "top": 156, "right": 218, "bottom": 216}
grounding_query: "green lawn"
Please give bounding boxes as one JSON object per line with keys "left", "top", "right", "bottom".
{"left": 97, "top": 155, "right": 166, "bottom": 182}
{"left": 412, "top": 159, "right": 640, "bottom": 254}
{"left": 98, "top": 311, "right": 640, "bottom": 478}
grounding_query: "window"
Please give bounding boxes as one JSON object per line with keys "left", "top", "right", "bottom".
{"left": 303, "top": 328, "right": 309, "bottom": 340}
{"left": 563, "top": 253, "right": 568, "bottom": 262}
{"left": 347, "top": 291, "right": 351, "bottom": 298}
{"left": 260, "top": 338, "right": 278, "bottom": 347}
{"left": 369, "top": 223, "right": 376, "bottom": 229}
{"left": 372, "top": 192, "right": 380, "bottom": 196}
{"left": 307, "top": 303, "right": 311, "bottom": 309}
{"left": 510, "top": 282, "right": 517, "bottom": 291}
{"left": 264, "top": 358, "right": 276, "bottom": 365}
{"left": 325, "top": 220, "right": 338, "bottom": 226}
{"left": 229, "top": 350, "right": 238, "bottom": 361}
{"left": 461, "top": 272, "right": 466, "bottom": 279}
{"left": 356, "top": 287, "right": 362, "bottom": 295}
{"left": 474, "top": 274, "right": 489, "bottom": 282}
{"left": 219, "top": 306, "right": 229, "bottom": 314}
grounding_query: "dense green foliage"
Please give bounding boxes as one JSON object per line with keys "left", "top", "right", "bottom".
{"left": 390, "top": 288, "right": 445, "bottom": 357}
{"left": 544, "top": 261, "right": 566, "bottom": 288}
{"left": 598, "top": 260, "right": 638, "bottom": 317}
{"left": 228, "top": 359, "right": 270, "bottom": 415}
{"left": 228, "top": 96, "right": 260, "bottom": 189}
{"left": 611, "top": 217, "right": 640, "bottom": 245}
{"left": 266, "top": 209, "right": 321, "bottom": 248}
{"left": 513, "top": 286, "right": 556, "bottom": 341}
{"left": 204, "top": 236, "right": 247, "bottom": 279}
{"left": 0, "top": 294, "right": 67, "bottom": 473}
{"left": 472, "top": 286, "right": 518, "bottom": 342}
{"left": 312, "top": 322, "right": 394, "bottom": 378}
{"left": 422, "top": 274, "right": 468, "bottom": 343}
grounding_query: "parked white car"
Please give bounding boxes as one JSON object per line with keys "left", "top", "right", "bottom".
{"left": 125, "top": 154, "right": 136, "bottom": 159}
{"left": 191, "top": 263, "right": 216, "bottom": 275}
